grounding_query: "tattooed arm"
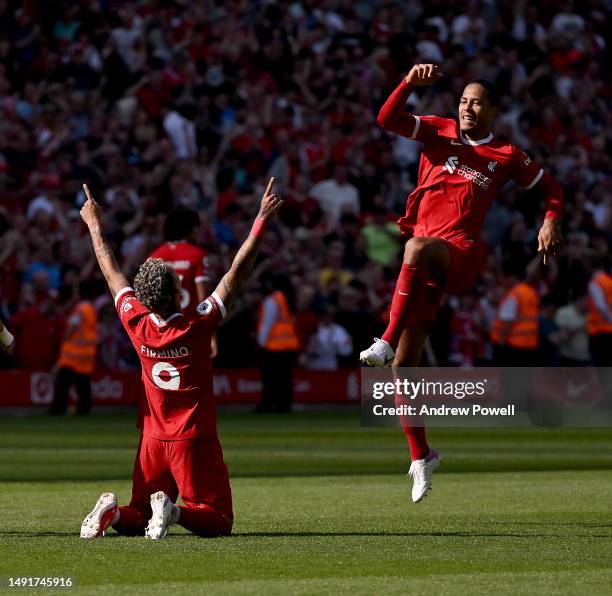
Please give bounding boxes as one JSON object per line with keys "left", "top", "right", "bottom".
{"left": 213, "top": 178, "right": 283, "bottom": 311}
{"left": 80, "top": 184, "right": 129, "bottom": 298}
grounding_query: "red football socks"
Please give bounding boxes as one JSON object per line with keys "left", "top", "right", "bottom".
{"left": 382, "top": 264, "right": 428, "bottom": 349}
{"left": 178, "top": 505, "right": 232, "bottom": 537}
{"left": 396, "top": 384, "right": 430, "bottom": 461}
{"left": 112, "top": 504, "right": 232, "bottom": 537}
{"left": 402, "top": 425, "right": 430, "bottom": 461}
{"left": 113, "top": 506, "right": 147, "bottom": 536}
{"left": 423, "top": 280, "right": 443, "bottom": 323}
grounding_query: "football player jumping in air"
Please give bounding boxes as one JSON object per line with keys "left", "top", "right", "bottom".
{"left": 360, "top": 64, "right": 564, "bottom": 502}
{"left": 80, "top": 179, "right": 282, "bottom": 539}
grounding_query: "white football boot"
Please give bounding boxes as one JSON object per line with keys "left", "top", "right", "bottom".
{"left": 360, "top": 338, "right": 395, "bottom": 367}
{"left": 408, "top": 449, "right": 441, "bottom": 503}
{"left": 80, "top": 492, "right": 118, "bottom": 538}
{"left": 145, "top": 491, "right": 179, "bottom": 540}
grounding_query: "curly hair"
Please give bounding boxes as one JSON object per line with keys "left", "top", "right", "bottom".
{"left": 134, "top": 258, "right": 176, "bottom": 315}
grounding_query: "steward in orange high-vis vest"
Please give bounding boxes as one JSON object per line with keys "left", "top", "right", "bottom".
{"left": 50, "top": 294, "right": 99, "bottom": 416}
{"left": 258, "top": 291, "right": 300, "bottom": 352}
{"left": 491, "top": 281, "right": 539, "bottom": 365}
{"left": 256, "top": 280, "right": 299, "bottom": 413}
{"left": 587, "top": 269, "right": 612, "bottom": 367}
{"left": 57, "top": 301, "right": 98, "bottom": 374}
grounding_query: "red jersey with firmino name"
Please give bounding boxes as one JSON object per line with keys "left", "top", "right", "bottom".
{"left": 149, "top": 241, "right": 210, "bottom": 318}
{"left": 398, "top": 115, "right": 545, "bottom": 244}
{"left": 115, "top": 286, "right": 226, "bottom": 440}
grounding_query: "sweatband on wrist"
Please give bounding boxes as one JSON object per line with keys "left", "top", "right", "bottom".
{"left": 0, "top": 326, "right": 14, "bottom": 347}
{"left": 250, "top": 217, "right": 266, "bottom": 238}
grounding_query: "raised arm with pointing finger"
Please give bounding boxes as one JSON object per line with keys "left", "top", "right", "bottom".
{"left": 80, "top": 184, "right": 129, "bottom": 300}
{"left": 213, "top": 177, "right": 283, "bottom": 311}
{"left": 81, "top": 179, "right": 283, "bottom": 312}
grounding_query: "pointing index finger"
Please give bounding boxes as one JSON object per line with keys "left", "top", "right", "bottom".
{"left": 265, "top": 177, "right": 275, "bottom": 196}
{"left": 82, "top": 184, "right": 97, "bottom": 204}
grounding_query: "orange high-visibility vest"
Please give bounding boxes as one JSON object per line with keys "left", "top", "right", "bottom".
{"left": 258, "top": 291, "right": 299, "bottom": 352}
{"left": 587, "top": 272, "right": 612, "bottom": 336}
{"left": 57, "top": 301, "right": 98, "bottom": 375}
{"left": 491, "top": 283, "right": 539, "bottom": 349}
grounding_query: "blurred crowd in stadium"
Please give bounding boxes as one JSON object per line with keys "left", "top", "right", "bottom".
{"left": 0, "top": 0, "right": 611, "bottom": 372}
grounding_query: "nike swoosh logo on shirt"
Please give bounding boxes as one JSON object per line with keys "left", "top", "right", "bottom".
{"left": 398, "top": 291, "right": 410, "bottom": 296}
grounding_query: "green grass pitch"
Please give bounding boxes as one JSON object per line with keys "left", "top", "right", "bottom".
{"left": 0, "top": 412, "right": 610, "bottom": 595}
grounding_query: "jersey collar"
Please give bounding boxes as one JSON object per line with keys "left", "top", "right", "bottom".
{"left": 460, "top": 130, "right": 493, "bottom": 146}
{"left": 149, "top": 312, "right": 183, "bottom": 326}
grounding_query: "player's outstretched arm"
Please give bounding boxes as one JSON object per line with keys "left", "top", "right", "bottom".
{"left": 0, "top": 320, "right": 15, "bottom": 354}
{"left": 213, "top": 177, "right": 283, "bottom": 311}
{"left": 377, "top": 64, "right": 442, "bottom": 137}
{"left": 80, "top": 184, "right": 129, "bottom": 299}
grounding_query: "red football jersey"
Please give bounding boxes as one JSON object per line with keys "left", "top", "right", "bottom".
{"left": 115, "top": 286, "right": 226, "bottom": 440}
{"left": 149, "top": 241, "right": 210, "bottom": 318}
{"left": 398, "top": 116, "right": 544, "bottom": 244}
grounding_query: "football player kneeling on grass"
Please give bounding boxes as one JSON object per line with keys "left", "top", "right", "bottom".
{"left": 79, "top": 180, "right": 283, "bottom": 539}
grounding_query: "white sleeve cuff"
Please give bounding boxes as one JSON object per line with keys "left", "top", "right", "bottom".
{"left": 195, "top": 276, "right": 210, "bottom": 283}
{"left": 525, "top": 168, "right": 544, "bottom": 190}
{"left": 409, "top": 115, "right": 421, "bottom": 140}
{"left": 211, "top": 291, "right": 227, "bottom": 319}
{"left": 114, "top": 287, "right": 134, "bottom": 306}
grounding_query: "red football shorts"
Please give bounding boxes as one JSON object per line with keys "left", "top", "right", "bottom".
{"left": 442, "top": 239, "right": 489, "bottom": 296}
{"left": 129, "top": 434, "right": 233, "bottom": 522}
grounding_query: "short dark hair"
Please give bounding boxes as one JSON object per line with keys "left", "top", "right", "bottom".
{"left": 163, "top": 207, "right": 200, "bottom": 242}
{"left": 465, "top": 79, "right": 501, "bottom": 107}
{"left": 134, "top": 258, "right": 176, "bottom": 315}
